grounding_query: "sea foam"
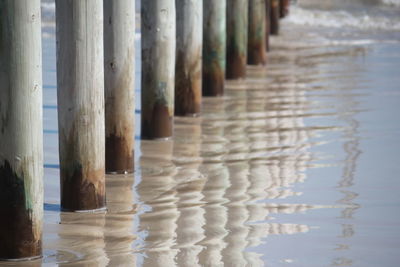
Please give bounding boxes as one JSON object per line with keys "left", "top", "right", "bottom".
{"left": 285, "top": 5, "right": 400, "bottom": 31}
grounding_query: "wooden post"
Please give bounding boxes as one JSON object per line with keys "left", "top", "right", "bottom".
{"left": 141, "top": 0, "right": 176, "bottom": 139}
{"left": 202, "top": 0, "right": 226, "bottom": 96}
{"left": 280, "top": 0, "right": 289, "bottom": 18}
{"left": 226, "top": 0, "right": 249, "bottom": 79}
{"left": 270, "top": 0, "right": 280, "bottom": 35}
{"left": 0, "top": 0, "right": 43, "bottom": 260}
{"left": 175, "top": 0, "right": 203, "bottom": 116}
{"left": 104, "top": 0, "right": 135, "bottom": 174}
{"left": 265, "top": 0, "right": 271, "bottom": 52}
{"left": 56, "top": 0, "right": 106, "bottom": 211}
{"left": 248, "top": 0, "right": 266, "bottom": 65}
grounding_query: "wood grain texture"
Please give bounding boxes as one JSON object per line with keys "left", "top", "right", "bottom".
{"left": 141, "top": 0, "right": 176, "bottom": 139}
{"left": 104, "top": 0, "right": 135, "bottom": 173}
{"left": 0, "top": 0, "right": 43, "bottom": 259}
{"left": 202, "top": 0, "right": 226, "bottom": 96}
{"left": 56, "top": 0, "right": 106, "bottom": 211}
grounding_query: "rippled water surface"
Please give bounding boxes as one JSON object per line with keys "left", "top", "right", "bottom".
{"left": 2, "top": 0, "right": 400, "bottom": 266}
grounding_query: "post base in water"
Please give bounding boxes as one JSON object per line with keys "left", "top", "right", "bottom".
{"left": 106, "top": 170, "right": 133, "bottom": 175}
{"left": 0, "top": 255, "right": 42, "bottom": 262}
{"left": 61, "top": 206, "right": 107, "bottom": 213}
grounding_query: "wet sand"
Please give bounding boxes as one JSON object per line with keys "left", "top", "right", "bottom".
{"left": 2, "top": 1, "right": 400, "bottom": 266}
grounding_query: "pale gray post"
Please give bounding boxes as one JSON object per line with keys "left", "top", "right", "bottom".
{"left": 203, "top": 0, "right": 227, "bottom": 96}
{"left": 175, "top": 0, "right": 203, "bottom": 116}
{"left": 0, "top": 0, "right": 43, "bottom": 260}
{"left": 104, "top": 0, "right": 135, "bottom": 174}
{"left": 141, "top": 0, "right": 176, "bottom": 139}
{"left": 226, "top": 0, "right": 249, "bottom": 79}
{"left": 248, "top": 0, "right": 266, "bottom": 65}
{"left": 56, "top": 0, "right": 106, "bottom": 211}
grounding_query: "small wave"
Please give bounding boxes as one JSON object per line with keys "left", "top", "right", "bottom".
{"left": 286, "top": 6, "right": 400, "bottom": 31}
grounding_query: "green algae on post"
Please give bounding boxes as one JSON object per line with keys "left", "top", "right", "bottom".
{"left": 0, "top": 0, "right": 43, "bottom": 259}
{"left": 202, "top": 0, "right": 227, "bottom": 96}
{"left": 141, "top": 0, "right": 176, "bottom": 139}
{"left": 104, "top": 0, "right": 135, "bottom": 174}
{"left": 56, "top": 0, "right": 106, "bottom": 211}
{"left": 248, "top": 0, "right": 267, "bottom": 65}
{"left": 226, "top": 0, "right": 249, "bottom": 79}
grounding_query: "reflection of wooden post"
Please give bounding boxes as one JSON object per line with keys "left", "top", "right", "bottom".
{"left": 141, "top": 0, "right": 176, "bottom": 139}
{"left": 138, "top": 140, "right": 179, "bottom": 267}
{"left": 0, "top": 0, "right": 43, "bottom": 260}
{"left": 173, "top": 117, "right": 205, "bottom": 265}
{"left": 175, "top": 0, "right": 203, "bottom": 116}
{"left": 105, "top": 175, "right": 136, "bottom": 266}
{"left": 270, "top": 0, "right": 279, "bottom": 35}
{"left": 104, "top": 0, "right": 135, "bottom": 174}
{"left": 265, "top": 0, "right": 271, "bottom": 51}
{"left": 226, "top": 0, "right": 249, "bottom": 79}
{"left": 202, "top": 0, "right": 226, "bottom": 96}
{"left": 56, "top": 0, "right": 106, "bottom": 211}
{"left": 248, "top": 0, "right": 266, "bottom": 65}
{"left": 58, "top": 212, "right": 108, "bottom": 265}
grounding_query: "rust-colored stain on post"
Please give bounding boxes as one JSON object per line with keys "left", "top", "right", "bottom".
{"left": 58, "top": 127, "right": 106, "bottom": 211}
{"left": 175, "top": 51, "right": 202, "bottom": 115}
{"left": 202, "top": 0, "right": 226, "bottom": 96}
{"left": 248, "top": 0, "right": 267, "bottom": 65}
{"left": 141, "top": 102, "right": 173, "bottom": 139}
{"left": 141, "top": 0, "right": 176, "bottom": 139}
{"left": 270, "top": 0, "right": 280, "bottom": 35}
{"left": 280, "top": 0, "right": 289, "bottom": 18}
{"left": 105, "top": 134, "right": 134, "bottom": 174}
{"left": 175, "top": 0, "right": 203, "bottom": 116}
{"left": 104, "top": 0, "right": 135, "bottom": 173}
{"left": 60, "top": 163, "right": 105, "bottom": 211}
{"left": 0, "top": 162, "right": 42, "bottom": 259}
{"left": 226, "top": 0, "right": 249, "bottom": 79}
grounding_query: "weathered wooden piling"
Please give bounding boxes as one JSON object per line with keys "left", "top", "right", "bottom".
{"left": 265, "top": 0, "right": 271, "bottom": 51}
{"left": 270, "top": 0, "right": 280, "bottom": 35}
{"left": 141, "top": 0, "right": 176, "bottom": 139}
{"left": 56, "top": 0, "right": 106, "bottom": 211}
{"left": 280, "top": 0, "right": 289, "bottom": 18}
{"left": 104, "top": 0, "right": 135, "bottom": 173}
{"left": 248, "top": 0, "right": 267, "bottom": 65}
{"left": 0, "top": 0, "right": 43, "bottom": 260}
{"left": 175, "top": 0, "right": 203, "bottom": 116}
{"left": 226, "top": 0, "right": 249, "bottom": 79}
{"left": 202, "top": 0, "right": 226, "bottom": 97}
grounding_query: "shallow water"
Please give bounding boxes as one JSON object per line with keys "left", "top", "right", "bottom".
{"left": 2, "top": 0, "right": 400, "bottom": 266}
